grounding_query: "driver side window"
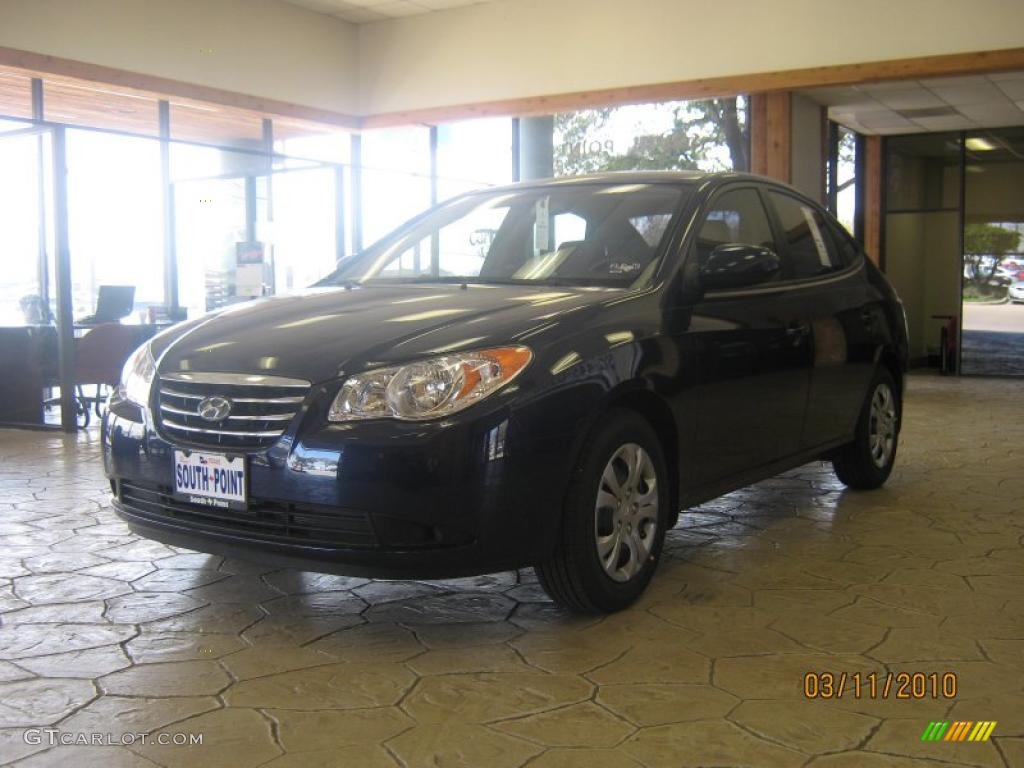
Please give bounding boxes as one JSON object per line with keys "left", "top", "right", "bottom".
{"left": 695, "top": 188, "right": 775, "bottom": 267}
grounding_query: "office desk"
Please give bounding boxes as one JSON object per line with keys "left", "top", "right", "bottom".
{"left": 0, "top": 324, "right": 167, "bottom": 427}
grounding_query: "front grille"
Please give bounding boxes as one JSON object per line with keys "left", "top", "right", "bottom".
{"left": 157, "top": 372, "right": 310, "bottom": 450}
{"left": 119, "top": 481, "right": 378, "bottom": 549}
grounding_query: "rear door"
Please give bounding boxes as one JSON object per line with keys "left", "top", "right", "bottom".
{"left": 761, "top": 189, "right": 876, "bottom": 449}
{"left": 687, "top": 185, "right": 814, "bottom": 487}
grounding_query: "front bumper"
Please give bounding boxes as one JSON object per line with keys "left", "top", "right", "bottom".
{"left": 103, "top": 395, "right": 585, "bottom": 579}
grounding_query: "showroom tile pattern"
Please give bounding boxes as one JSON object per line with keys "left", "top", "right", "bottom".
{"left": 0, "top": 374, "right": 1022, "bottom": 768}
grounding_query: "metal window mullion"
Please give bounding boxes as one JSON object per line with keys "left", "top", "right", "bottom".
{"left": 159, "top": 100, "right": 178, "bottom": 313}
{"left": 51, "top": 125, "right": 76, "bottom": 432}
{"left": 429, "top": 125, "right": 439, "bottom": 277}
{"left": 350, "top": 134, "right": 363, "bottom": 253}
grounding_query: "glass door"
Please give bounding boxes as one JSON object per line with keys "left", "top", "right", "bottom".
{"left": 0, "top": 120, "right": 71, "bottom": 428}
{"left": 0, "top": 119, "right": 54, "bottom": 325}
{"left": 171, "top": 143, "right": 268, "bottom": 321}
{"left": 960, "top": 128, "right": 1024, "bottom": 375}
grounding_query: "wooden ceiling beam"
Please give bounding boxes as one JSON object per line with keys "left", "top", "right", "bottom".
{"left": 4, "top": 44, "right": 1024, "bottom": 133}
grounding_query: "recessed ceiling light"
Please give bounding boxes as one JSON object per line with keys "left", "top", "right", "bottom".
{"left": 966, "top": 137, "right": 998, "bottom": 151}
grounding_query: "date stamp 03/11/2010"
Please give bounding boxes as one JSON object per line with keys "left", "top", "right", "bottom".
{"left": 803, "top": 671, "right": 957, "bottom": 700}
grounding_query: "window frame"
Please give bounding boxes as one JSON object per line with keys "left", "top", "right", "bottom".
{"left": 693, "top": 184, "right": 777, "bottom": 263}
{"left": 681, "top": 181, "right": 865, "bottom": 298}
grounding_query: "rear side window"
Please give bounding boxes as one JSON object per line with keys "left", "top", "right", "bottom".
{"left": 695, "top": 188, "right": 775, "bottom": 265}
{"left": 766, "top": 191, "right": 843, "bottom": 279}
{"left": 827, "top": 220, "right": 863, "bottom": 268}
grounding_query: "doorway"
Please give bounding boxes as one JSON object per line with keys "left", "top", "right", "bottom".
{"left": 0, "top": 119, "right": 79, "bottom": 429}
{"left": 960, "top": 128, "right": 1024, "bottom": 375}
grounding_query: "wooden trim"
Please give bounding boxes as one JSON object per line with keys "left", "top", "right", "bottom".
{"left": 749, "top": 94, "right": 768, "bottom": 176}
{"left": 0, "top": 46, "right": 360, "bottom": 130}
{"left": 863, "top": 135, "right": 883, "bottom": 265}
{"left": 361, "top": 46, "right": 1024, "bottom": 129}
{"left": 765, "top": 92, "right": 792, "bottom": 183}
{"left": 5, "top": 43, "right": 1024, "bottom": 134}
{"left": 819, "top": 105, "right": 829, "bottom": 203}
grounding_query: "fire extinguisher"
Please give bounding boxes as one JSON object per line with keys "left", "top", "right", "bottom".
{"left": 932, "top": 314, "right": 958, "bottom": 374}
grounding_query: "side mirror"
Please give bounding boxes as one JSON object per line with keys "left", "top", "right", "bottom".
{"left": 700, "top": 244, "right": 781, "bottom": 291}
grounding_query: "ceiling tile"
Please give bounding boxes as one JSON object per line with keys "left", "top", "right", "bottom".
{"left": 875, "top": 125, "right": 926, "bottom": 135}
{"left": 800, "top": 86, "right": 878, "bottom": 108}
{"left": 927, "top": 81, "right": 1007, "bottom": 107}
{"left": 872, "top": 87, "right": 946, "bottom": 110}
{"left": 920, "top": 75, "right": 991, "bottom": 88}
{"left": 342, "top": 7, "right": 387, "bottom": 20}
{"left": 858, "top": 112, "right": 917, "bottom": 129}
{"left": 956, "top": 102, "right": 1024, "bottom": 122}
{"left": 283, "top": 0, "right": 495, "bottom": 22}
{"left": 373, "top": 1, "right": 430, "bottom": 16}
{"left": 989, "top": 70, "right": 1024, "bottom": 82}
{"left": 994, "top": 79, "right": 1024, "bottom": 101}
{"left": 853, "top": 80, "right": 920, "bottom": 93}
{"left": 911, "top": 115, "right": 976, "bottom": 131}
{"left": 418, "top": 0, "right": 480, "bottom": 8}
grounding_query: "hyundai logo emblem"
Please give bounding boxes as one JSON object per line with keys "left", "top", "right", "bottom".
{"left": 197, "top": 395, "right": 232, "bottom": 422}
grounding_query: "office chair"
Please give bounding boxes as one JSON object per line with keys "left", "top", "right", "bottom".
{"left": 73, "top": 323, "right": 138, "bottom": 426}
{"left": 76, "top": 285, "right": 135, "bottom": 326}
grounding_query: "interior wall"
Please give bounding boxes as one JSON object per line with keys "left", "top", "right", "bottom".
{"left": 356, "top": 0, "right": 1024, "bottom": 116}
{"left": 0, "top": 0, "right": 359, "bottom": 114}
{"left": 885, "top": 211, "right": 960, "bottom": 361}
{"left": 965, "top": 162, "right": 1024, "bottom": 221}
{"left": 790, "top": 93, "right": 824, "bottom": 203}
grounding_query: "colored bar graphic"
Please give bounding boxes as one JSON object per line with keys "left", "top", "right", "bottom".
{"left": 923, "top": 721, "right": 997, "bottom": 742}
{"left": 946, "top": 721, "right": 972, "bottom": 741}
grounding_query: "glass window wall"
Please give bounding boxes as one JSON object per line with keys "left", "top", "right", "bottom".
{"left": 961, "top": 128, "right": 1024, "bottom": 375}
{"left": 0, "top": 121, "right": 52, "bottom": 326}
{"left": 436, "top": 117, "right": 515, "bottom": 201}
{"left": 66, "top": 129, "right": 164, "bottom": 320}
{"left": 554, "top": 97, "right": 750, "bottom": 177}
{"left": 361, "top": 126, "right": 431, "bottom": 246}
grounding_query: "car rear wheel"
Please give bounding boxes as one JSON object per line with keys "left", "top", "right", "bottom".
{"left": 535, "top": 409, "right": 668, "bottom": 613}
{"left": 831, "top": 368, "right": 900, "bottom": 490}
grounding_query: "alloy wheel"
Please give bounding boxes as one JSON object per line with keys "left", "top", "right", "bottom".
{"left": 594, "top": 442, "right": 659, "bottom": 582}
{"left": 868, "top": 382, "right": 897, "bottom": 468}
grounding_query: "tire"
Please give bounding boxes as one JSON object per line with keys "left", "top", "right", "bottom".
{"left": 831, "top": 368, "right": 900, "bottom": 490}
{"left": 535, "top": 409, "right": 669, "bottom": 613}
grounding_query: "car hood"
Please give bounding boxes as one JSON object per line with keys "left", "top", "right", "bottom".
{"left": 154, "top": 283, "right": 626, "bottom": 384}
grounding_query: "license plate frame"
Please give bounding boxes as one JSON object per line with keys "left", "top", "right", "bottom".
{"left": 172, "top": 449, "right": 248, "bottom": 511}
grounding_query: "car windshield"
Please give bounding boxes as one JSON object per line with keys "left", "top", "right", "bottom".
{"left": 322, "top": 182, "right": 691, "bottom": 288}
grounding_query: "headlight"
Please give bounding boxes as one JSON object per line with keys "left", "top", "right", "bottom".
{"left": 116, "top": 343, "right": 156, "bottom": 407}
{"left": 329, "top": 346, "right": 532, "bottom": 422}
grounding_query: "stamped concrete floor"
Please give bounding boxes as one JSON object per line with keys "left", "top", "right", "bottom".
{"left": 1, "top": 374, "right": 1022, "bottom": 768}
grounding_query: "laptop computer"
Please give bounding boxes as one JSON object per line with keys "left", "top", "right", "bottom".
{"left": 76, "top": 285, "right": 135, "bottom": 325}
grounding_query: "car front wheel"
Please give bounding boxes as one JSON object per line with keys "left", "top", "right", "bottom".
{"left": 535, "top": 409, "right": 669, "bottom": 613}
{"left": 831, "top": 369, "right": 900, "bottom": 490}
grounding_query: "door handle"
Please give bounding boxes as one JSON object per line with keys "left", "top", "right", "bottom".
{"left": 785, "top": 321, "right": 810, "bottom": 337}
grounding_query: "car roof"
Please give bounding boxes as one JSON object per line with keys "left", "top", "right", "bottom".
{"left": 479, "top": 170, "right": 797, "bottom": 194}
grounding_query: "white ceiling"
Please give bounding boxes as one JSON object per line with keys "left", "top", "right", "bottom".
{"left": 801, "top": 72, "right": 1024, "bottom": 135}
{"left": 282, "top": 0, "right": 496, "bottom": 23}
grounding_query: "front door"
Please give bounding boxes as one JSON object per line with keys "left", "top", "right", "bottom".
{"left": 762, "top": 189, "right": 876, "bottom": 449}
{"left": 686, "top": 186, "right": 813, "bottom": 487}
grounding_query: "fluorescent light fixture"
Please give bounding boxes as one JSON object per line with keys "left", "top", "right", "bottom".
{"left": 966, "top": 137, "right": 997, "bottom": 151}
